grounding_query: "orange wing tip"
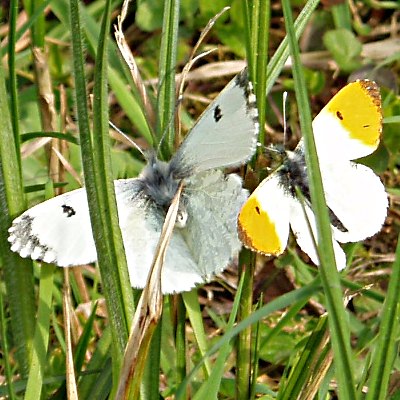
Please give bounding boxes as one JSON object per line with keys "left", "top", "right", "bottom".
{"left": 237, "top": 196, "right": 285, "bottom": 256}
{"left": 326, "top": 79, "right": 382, "bottom": 149}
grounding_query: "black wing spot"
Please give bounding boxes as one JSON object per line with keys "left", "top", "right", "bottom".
{"left": 214, "top": 105, "right": 223, "bottom": 122}
{"left": 336, "top": 111, "right": 344, "bottom": 120}
{"left": 255, "top": 206, "right": 260, "bottom": 215}
{"left": 62, "top": 204, "right": 76, "bottom": 217}
{"left": 363, "top": 124, "right": 370, "bottom": 128}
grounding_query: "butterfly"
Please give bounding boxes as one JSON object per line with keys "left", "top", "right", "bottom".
{"left": 238, "top": 80, "right": 388, "bottom": 270}
{"left": 8, "top": 69, "right": 259, "bottom": 294}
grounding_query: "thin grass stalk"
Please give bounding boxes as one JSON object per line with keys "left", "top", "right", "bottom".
{"left": 63, "top": 269, "right": 78, "bottom": 400}
{"left": 48, "top": 0, "right": 153, "bottom": 141}
{"left": 365, "top": 234, "right": 400, "bottom": 400}
{"left": 266, "top": 0, "right": 319, "bottom": 95}
{"left": 0, "top": 287, "right": 16, "bottom": 400}
{"left": 249, "top": 302, "right": 262, "bottom": 400}
{"left": 0, "top": 53, "right": 35, "bottom": 378}
{"left": 24, "top": 264, "right": 55, "bottom": 400}
{"left": 6, "top": 0, "right": 52, "bottom": 58}
{"left": 175, "top": 281, "right": 321, "bottom": 398}
{"left": 183, "top": 290, "right": 212, "bottom": 376}
{"left": 248, "top": 0, "right": 270, "bottom": 148}
{"left": 236, "top": 2, "right": 269, "bottom": 398}
{"left": 281, "top": 1, "right": 356, "bottom": 398}
{"left": 278, "top": 315, "right": 329, "bottom": 399}
{"left": 69, "top": 0, "right": 132, "bottom": 382}
{"left": 91, "top": 0, "right": 134, "bottom": 330}
{"left": 140, "top": 323, "right": 162, "bottom": 400}
{"left": 156, "top": 0, "right": 180, "bottom": 156}
{"left": 175, "top": 295, "right": 187, "bottom": 387}
{"left": 77, "top": 326, "right": 113, "bottom": 398}
{"left": 8, "top": 0, "right": 21, "bottom": 156}
{"left": 2, "top": 0, "right": 22, "bottom": 392}
{"left": 137, "top": 0, "right": 180, "bottom": 395}
{"left": 29, "top": 0, "right": 45, "bottom": 47}
{"left": 115, "top": 0, "right": 157, "bottom": 138}
{"left": 193, "top": 274, "right": 246, "bottom": 400}
{"left": 236, "top": 250, "right": 255, "bottom": 400}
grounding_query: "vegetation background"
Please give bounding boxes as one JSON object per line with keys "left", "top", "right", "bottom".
{"left": 0, "top": 0, "right": 399, "bottom": 399}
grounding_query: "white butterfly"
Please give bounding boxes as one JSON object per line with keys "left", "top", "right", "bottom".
{"left": 238, "top": 80, "right": 388, "bottom": 270}
{"left": 8, "top": 69, "right": 259, "bottom": 294}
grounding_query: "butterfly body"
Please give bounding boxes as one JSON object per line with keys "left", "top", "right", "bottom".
{"left": 9, "top": 69, "right": 259, "bottom": 293}
{"left": 238, "top": 80, "right": 388, "bottom": 269}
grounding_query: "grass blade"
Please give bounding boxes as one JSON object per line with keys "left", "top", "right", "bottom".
{"left": 24, "top": 264, "right": 55, "bottom": 400}
{"left": 266, "top": 0, "right": 319, "bottom": 95}
{"left": 0, "top": 55, "right": 35, "bottom": 378}
{"left": 237, "top": 2, "right": 270, "bottom": 398}
{"left": 193, "top": 274, "right": 246, "bottom": 399}
{"left": 366, "top": 234, "right": 400, "bottom": 400}
{"left": 281, "top": 1, "right": 356, "bottom": 398}
{"left": 156, "top": 0, "right": 179, "bottom": 155}
{"left": 176, "top": 280, "right": 321, "bottom": 398}
{"left": 69, "top": 0, "right": 133, "bottom": 381}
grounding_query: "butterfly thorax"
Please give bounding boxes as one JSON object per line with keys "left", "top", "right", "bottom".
{"left": 139, "top": 157, "right": 181, "bottom": 208}
{"left": 278, "top": 148, "right": 348, "bottom": 233}
{"left": 138, "top": 156, "right": 189, "bottom": 227}
{"left": 277, "top": 149, "right": 310, "bottom": 200}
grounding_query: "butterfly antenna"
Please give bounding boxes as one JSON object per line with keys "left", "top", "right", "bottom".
{"left": 109, "top": 121, "right": 145, "bottom": 157}
{"left": 282, "top": 91, "right": 288, "bottom": 147}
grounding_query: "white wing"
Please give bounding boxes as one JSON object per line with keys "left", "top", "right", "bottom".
{"left": 8, "top": 189, "right": 97, "bottom": 266}
{"left": 312, "top": 80, "right": 382, "bottom": 161}
{"left": 171, "top": 69, "right": 258, "bottom": 177}
{"left": 237, "top": 173, "right": 290, "bottom": 256}
{"left": 319, "top": 160, "right": 388, "bottom": 243}
{"left": 9, "top": 171, "right": 250, "bottom": 294}
{"left": 8, "top": 180, "right": 204, "bottom": 293}
{"left": 179, "top": 170, "right": 248, "bottom": 278}
{"left": 288, "top": 197, "right": 347, "bottom": 270}
{"left": 116, "top": 172, "right": 248, "bottom": 293}
{"left": 115, "top": 179, "right": 204, "bottom": 294}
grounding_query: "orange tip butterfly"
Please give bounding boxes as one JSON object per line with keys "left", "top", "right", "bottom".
{"left": 238, "top": 80, "right": 388, "bottom": 270}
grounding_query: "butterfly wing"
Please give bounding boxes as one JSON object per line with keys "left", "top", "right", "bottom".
{"left": 171, "top": 69, "right": 259, "bottom": 177}
{"left": 115, "top": 179, "right": 204, "bottom": 293}
{"left": 319, "top": 160, "right": 388, "bottom": 243}
{"left": 312, "top": 80, "right": 382, "bottom": 161}
{"left": 179, "top": 170, "right": 248, "bottom": 278}
{"left": 8, "top": 188, "right": 97, "bottom": 266}
{"left": 8, "top": 180, "right": 205, "bottom": 293}
{"left": 238, "top": 174, "right": 290, "bottom": 256}
{"left": 288, "top": 197, "right": 347, "bottom": 270}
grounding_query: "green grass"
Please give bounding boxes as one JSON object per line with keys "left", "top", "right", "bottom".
{"left": 0, "top": 0, "right": 399, "bottom": 399}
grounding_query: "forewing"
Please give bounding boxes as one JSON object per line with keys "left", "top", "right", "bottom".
{"left": 171, "top": 69, "right": 258, "bottom": 177}
{"left": 319, "top": 160, "right": 388, "bottom": 243}
{"left": 312, "top": 80, "right": 382, "bottom": 161}
{"left": 8, "top": 189, "right": 97, "bottom": 266}
{"left": 238, "top": 174, "right": 290, "bottom": 256}
{"left": 179, "top": 170, "right": 247, "bottom": 278}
